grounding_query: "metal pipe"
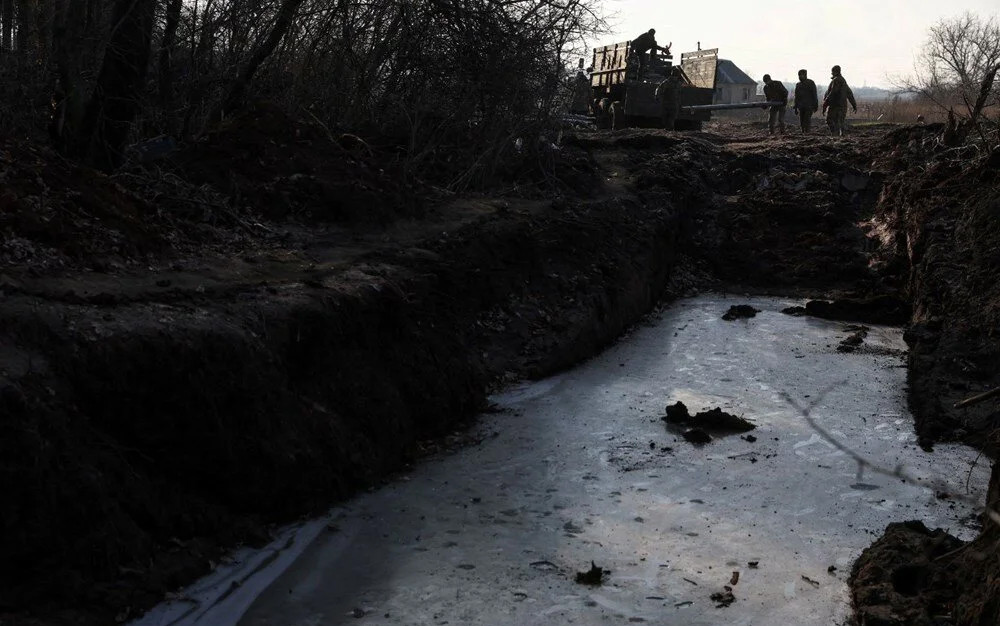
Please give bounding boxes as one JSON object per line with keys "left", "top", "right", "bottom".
{"left": 680, "top": 101, "right": 784, "bottom": 112}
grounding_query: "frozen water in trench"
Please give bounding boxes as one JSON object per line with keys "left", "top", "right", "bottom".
{"left": 134, "top": 295, "right": 990, "bottom": 626}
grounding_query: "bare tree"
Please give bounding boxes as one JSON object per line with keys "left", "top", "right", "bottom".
{"left": 158, "top": 0, "right": 183, "bottom": 104}
{"left": 0, "top": 0, "right": 604, "bottom": 185}
{"left": 212, "top": 0, "right": 306, "bottom": 122}
{"left": 1, "top": 0, "right": 14, "bottom": 51}
{"left": 906, "top": 12, "right": 1000, "bottom": 119}
{"left": 76, "top": 0, "right": 157, "bottom": 170}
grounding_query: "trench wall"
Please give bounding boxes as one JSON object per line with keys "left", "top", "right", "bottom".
{"left": 0, "top": 194, "right": 681, "bottom": 622}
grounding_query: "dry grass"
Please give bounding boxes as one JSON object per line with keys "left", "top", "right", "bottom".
{"left": 856, "top": 97, "right": 1000, "bottom": 124}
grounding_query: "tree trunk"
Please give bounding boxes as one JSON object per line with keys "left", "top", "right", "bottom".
{"left": 15, "top": 0, "right": 37, "bottom": 68}
{"left": 50, "top": 0, "right": 87, "bottom": 148}
{"left": 212, "top": 0, "right": 305, "bottom": 123}
{"left": 85, "top": 0, "right": 101, "bottom": 28}
{"left": 962, "top": 63, "right": 1000, "bottom": 142}
{"left": 38, "top": 0, "right": 54, "bottom": 55}
{"left": 2, "top": 0, "right": 14, "bottom": 51}
{"left": 158, "top": 0, "right": 182, "bottom": 104}
{"left": 78, "top": 0, "right": 156, "bottom": 170}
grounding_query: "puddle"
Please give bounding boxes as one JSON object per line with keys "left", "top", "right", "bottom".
{"left": 133, "top": 295, "right": 990, "bottom": 626}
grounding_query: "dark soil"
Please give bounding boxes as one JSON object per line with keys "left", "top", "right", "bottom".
{"left": 838, "top": 325, "right": 870, "bottom": 353}
{"left": 664, "top": 402, "right": 756, "bottom": 434}
{"left": 574, "top": 561, "right": 607, "bottom": 586}
{"left": 2, "top": 116, "right": 998, "bottom": 625}
{"left": 848, "top": 128, "right": 1000, "bottom": 626}
{"left": 665, "top": 400, "right": 692, "bottom": 422}
{"left": 850, "top": 519, "right": 998, "bottom": 626}
{"left": 722, "top": 304, "right": 760, "bottom": 320}
{"left": 683, "top": 428, "right": 713, "bottom": 445}
{"left": 710, "top": 587, "right": 736, "bottom": 608}
{"left": 168, "top": 101, "right": 423, "bottom": 224}
{"left": 804, "top": 296, "right": 911, "bottom": 326}
{"left": 873, "top": 133, "right": 1000, "bottom": 450}
{"left": 0, "top": 116, "right": 687, "bottom": 625}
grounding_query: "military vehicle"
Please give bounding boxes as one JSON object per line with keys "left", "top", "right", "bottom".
{"left": 589, "top": 43, "right": 779, "bottom": 130}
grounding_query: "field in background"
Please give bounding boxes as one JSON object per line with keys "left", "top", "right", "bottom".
{"left": 711, "top": 97, "right": 998, "bottom": 129}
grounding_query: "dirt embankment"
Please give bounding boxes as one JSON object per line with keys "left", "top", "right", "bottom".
{"left": 569, "top": 128, "right": 891, "bottom": 293}
{"left": 2, "top": 114, "right": 997, "bottom": 625}
{"left": 0, "top": 119, "right": 708, "bottom": 624}
{"left": 848, "top": 127, "right": 1000, "bottom": 626}
{"left": 868, "top": 126, "right": 1000, "bottom": 449}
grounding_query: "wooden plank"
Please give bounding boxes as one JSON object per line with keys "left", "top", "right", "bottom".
{"left": 680, "top": 48, "right": 719, "bottom": 90}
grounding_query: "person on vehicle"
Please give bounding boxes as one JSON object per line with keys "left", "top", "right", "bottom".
{"left": 793, "top": 69, "right": 819, "bottom": 133}
{"left": 569, "top": 57, "right": 591, "bottom": 115}
{"left": 762, "top": 74, "right": 788, "bottom": 135}
{"left": 631, "top": 29, "right": 671, "bottom": 77}
{"left": 655, "top": 66, "right": 685, "bottom": 130}
{"left": 822, "top": 65, "right": 857, "bottom": 136}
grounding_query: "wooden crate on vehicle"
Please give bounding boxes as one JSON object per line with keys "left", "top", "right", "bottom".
{"left": 591, "top": 41, "right": 631, "bottom": 88}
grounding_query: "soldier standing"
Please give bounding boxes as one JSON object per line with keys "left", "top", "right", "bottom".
{"left": 762, "top": 74, "right": 788, "bottom": 134}
{"left": 655, "top": 66, "right": 684, "bottom": 130}
{"left": 630, "top": 29, "right": 672, "bottom": 77}
{"left": 569, "top": 58, "right": 591, "bottom": 115}
{"left": 822, "top": 65, "right": 857, "bottom": 136}
{"left": 793, "top": 69, "right": 819, "bottom": 133}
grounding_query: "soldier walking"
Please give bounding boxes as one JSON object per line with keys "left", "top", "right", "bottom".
{"left": 762, "top": 74, "right": 788, "bottom": 134}
{"left": 793, "top": 69, "right": 819, "bottom": 133}
{"left": 630, "top": 29, "right": 672, "bottom": 77}
{"left": 655, "top": 66, "right": 684, "bottom": 130}
{"left": 822, "top": 65, "right": 857, "bottom": 136}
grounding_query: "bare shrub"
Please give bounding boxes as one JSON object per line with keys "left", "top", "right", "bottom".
{"left": 0, "top": 0, "right": 604, "bottom": 185}
{"left": 912, "top": 12, "right": 1000, "bottom": 108}
{"left": 900, "top": 12, "right": 1000, "bottom": 142}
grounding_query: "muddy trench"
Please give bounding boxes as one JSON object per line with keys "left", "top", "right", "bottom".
{"left": 2, "top": 127, "right": 999, "bottom": 625}
{"left": 138, "top": 295, "right": 989, "bottom": 626}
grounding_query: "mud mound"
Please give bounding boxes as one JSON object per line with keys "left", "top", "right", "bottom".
{"left": 664, "top": 401, "right": 756, "bottom": 434}
{"left": 0, "top": 140, "right": 167, "bottom": 272}
{"left": 851, "top": 520, "right": 964, "bottom": 626}
{"left": 0, "top": 138, "right": 279, "bottom": 276}
{"left": 171, "top": 102, "right": 421, "bottom": 224}
{"left": 722, "top": 304, "right": 759, "bottom": 320}
{"left": 802, "top": 296, "right": 911, "bottom": 326}
{"left": 873, "top": 123, "right": 946, "bottom": 171}
{"left": 851, "top": 519, "right": 1000, "bottom": 626}
{"left": 624, "top": 130, "right": 885, "bottom": 290}
{"left": 837, "top": 325, "right": 870, "bottom": 353}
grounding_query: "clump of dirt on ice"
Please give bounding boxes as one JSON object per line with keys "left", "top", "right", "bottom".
{"left": 663, "top": 401, "right": 756, "bottom": 442}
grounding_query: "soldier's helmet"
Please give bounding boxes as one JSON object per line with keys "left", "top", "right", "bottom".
{"left": 798, "top": 69, "right": 807, "bottom": 77}
{"left": 831, "top": 65, "right": 842, "bottom": 75}
{"left": 762, "top": 74, "right": 772, "bottom": 82}
{"left": 649, "top": 28, "right": 656, "bottom": 35}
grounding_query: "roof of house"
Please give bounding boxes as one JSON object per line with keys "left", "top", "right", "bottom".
{"left": 716, "top": 59, "right": 756, "bottom": 85}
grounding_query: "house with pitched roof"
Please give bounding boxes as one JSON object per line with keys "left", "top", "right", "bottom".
{"left": 714, "top": 59, "right": 758, "bottom": 105}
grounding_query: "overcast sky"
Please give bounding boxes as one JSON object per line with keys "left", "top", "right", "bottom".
{"left": 600, "top": 0, "right": 999, "bottom": 88}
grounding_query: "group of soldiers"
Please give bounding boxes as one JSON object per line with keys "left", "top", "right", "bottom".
{"left": 762, "top": 66, "right": 858, "bottom": 136}
{"left": 628, "top": 28, "right": 860, "bottom": 135}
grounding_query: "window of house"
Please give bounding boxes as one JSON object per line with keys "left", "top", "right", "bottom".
{"left": 742, "top": 87, "right": 749, "bottom": 101}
